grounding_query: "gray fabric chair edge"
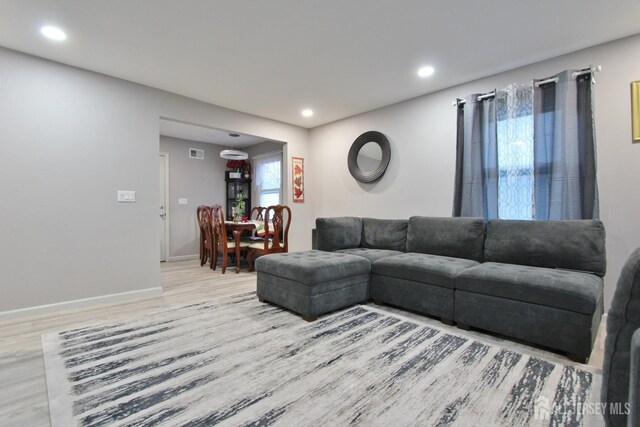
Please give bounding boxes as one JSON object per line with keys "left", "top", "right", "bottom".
{"left": 602, "top": 247, "right": 640, "bottom": 427}
{"left": 630, "top": 329, "right": 640, "bottom": 427}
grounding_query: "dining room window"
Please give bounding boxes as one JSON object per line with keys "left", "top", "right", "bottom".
{"left": 254, "top": 151, "right": 282, "bottom": 207}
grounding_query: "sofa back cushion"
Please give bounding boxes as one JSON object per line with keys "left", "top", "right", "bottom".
{"left": 315, "top": 217, "right": 362, "bottom": 251}
{"left": 406, "top": 216, "right": 485, "bottom": 262}
{"left": 361, "top": 218, "right": 408, "bottom": 251}
{"left": 484, "top": 219, "right": 606, "bottom": 276}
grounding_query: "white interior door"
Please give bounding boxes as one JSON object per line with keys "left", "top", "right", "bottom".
{"left": 159, "top": 153, "right": 169, "bottom": 262}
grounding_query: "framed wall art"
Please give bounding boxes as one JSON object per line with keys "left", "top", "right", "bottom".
{"left": 292, "top": 157, "right": 304, "bottom": 203}
{"left": 633, "top": 81, "right": 640, "bottom": 142}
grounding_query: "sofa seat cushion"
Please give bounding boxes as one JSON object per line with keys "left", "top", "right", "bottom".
{"left": 456, "top": 262, "right": 603, "bottom": 315}
{"left": 371, "top": 252, "right": 479, "bottom": 289}
{"left": 335, "top": 248, "right": 402, "bottom": 263}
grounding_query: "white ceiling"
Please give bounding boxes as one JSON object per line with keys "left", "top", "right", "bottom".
{"left": 1, "top": 1, "right": 640, "bottom": 129}
{"left": 159, "top": 119, "right": 266, "bottom": 148}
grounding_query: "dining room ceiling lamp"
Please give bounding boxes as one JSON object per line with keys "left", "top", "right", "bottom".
{"left": 220, "top": 132, "right": 249, "bottom": 160}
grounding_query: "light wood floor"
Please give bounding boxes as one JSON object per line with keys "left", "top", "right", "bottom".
{"left": 0, "top": 260, "right": 257, "bottom": 427}
{"left": 0, "top": 259, "right": 607, "bottom": 426}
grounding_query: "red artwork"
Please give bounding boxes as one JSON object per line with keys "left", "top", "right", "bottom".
{"left": 292, "top": 157, "right": 304, "bottom": 203}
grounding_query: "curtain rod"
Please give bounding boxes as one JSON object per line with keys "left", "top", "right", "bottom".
{"left": 452, "top": 65, "right": 602, "bottom": 106}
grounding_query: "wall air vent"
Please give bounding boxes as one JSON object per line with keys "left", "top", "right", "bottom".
{"left": 189, "top": 148, "right": 204, "bottom": 159}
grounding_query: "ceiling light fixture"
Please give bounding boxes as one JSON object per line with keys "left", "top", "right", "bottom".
{"left": 301, "top": 109, "right": 314, "bottom": 117}
{"left": 417, "top": 66, "right": 435, "bottom": 78}
{"left": 40, "top": 25, "right": 67, "bottom": 41}
{"left": 220, "top": 149, "right": 248, "bottom": 160}
{"left": 220, "top": 132, "right": 248, "bottom": 159}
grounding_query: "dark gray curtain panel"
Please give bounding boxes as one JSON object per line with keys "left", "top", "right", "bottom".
{"left": 452, "top": 94, "right": 498, "bottom": 219}
{"left": 533, "top": 70, "right": 599, "bottom": 220}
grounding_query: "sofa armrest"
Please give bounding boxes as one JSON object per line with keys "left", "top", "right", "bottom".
{"left": 629, "top": 328, "right": 640, "bottom": 427}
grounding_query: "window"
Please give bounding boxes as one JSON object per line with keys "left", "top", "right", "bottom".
{"left": 254, "top": 152, "right": 282, "bottom": 207}
{"left": 454, "top": 69, "right": 598, "bottom": 221}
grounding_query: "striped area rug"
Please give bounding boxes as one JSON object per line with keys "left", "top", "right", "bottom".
{"left": 42, "top": 292, "right": 603, "bottom": 426}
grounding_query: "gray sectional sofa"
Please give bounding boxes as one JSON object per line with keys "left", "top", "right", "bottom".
{"left": 258, "top": 216, "right": 606, "bottom": 361}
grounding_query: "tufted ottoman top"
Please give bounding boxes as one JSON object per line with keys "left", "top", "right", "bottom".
{"left": 255, "top": 250, "right": 371, "bottom": 285}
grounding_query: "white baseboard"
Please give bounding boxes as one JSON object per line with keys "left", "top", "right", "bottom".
{"left": 167, "top": 254, "right": 199, "bottom": 262}
{"left": 0, "top": 287, "right": 163, "bottom": 323}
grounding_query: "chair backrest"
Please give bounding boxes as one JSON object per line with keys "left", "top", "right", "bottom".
{"left": 211, "top": 205, "right": 228, "bottom": 251}
{"left": 197, "top": 205, "right": 209, "bottom": 229}
{"left": 197, "top": 206, "right": 212, "bottom": 239}
{"left": 201, "top": 207, "right": 214, "bottom": 247}
{"left": 251, "top": 206, "right": 265, "bottom": 221}
{"left": 264, "top": 205, "right": 292, "bottom": 252}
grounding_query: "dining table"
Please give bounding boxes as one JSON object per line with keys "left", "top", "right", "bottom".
{"left": 225, "top": 220, "right": 257, "bottom": 273}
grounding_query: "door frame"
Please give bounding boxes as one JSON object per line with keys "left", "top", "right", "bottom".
{"left": 159, "top": 152, "right": 170, "bottom": 262}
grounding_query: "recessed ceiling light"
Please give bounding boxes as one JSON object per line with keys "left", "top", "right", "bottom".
{"left": 417, "top": 66, "right": 435, "bottom": 78}
{"left": 40, "top": 26, "right": 67, "bottom": 41}
{"left": 40, "top": 25, "right": 67, "bottom": 41}
{"left": 301, "top": 109, "right": 314, "bottom": 117}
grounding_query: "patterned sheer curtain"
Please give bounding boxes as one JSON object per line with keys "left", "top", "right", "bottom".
{"left": 495, "top": 83, "right": 534, "bottom": 220}
{"left": 453, "top": 68, "right": 599, "bottom": 220}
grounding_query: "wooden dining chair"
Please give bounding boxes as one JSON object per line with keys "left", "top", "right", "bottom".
{"left": 243, "top": 206, "right": 267, "bottom": 243}
{"left": 250, "top": 206, "right": 265, "bottom": 221}
{"left": 211, "top": 205, "right": 250, "bottom": 274}
{"left": 201, "top": 208, "right": 216, "bottom": 267}
{"left": 197, "top": 205, "right": 212, "bottom": 266}
{"left": 248, "top": 205, "right": 291, "bottom": 272}
{"left": 208, "top": 204, "right": 222, "bottom": 264}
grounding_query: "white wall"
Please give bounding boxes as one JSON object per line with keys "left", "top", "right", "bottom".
{"left": 159, "top": 136, "right": 228, "bottom": 259}
{"left": 309, "top": 34, "right": 640, "bottom": 310}
{"left": 0, "top": 46, "right": 312, "bottom": 313}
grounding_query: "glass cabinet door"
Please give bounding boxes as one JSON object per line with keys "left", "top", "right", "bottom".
{"left": 225, "top": 172, "right": 251, "bottom": 220}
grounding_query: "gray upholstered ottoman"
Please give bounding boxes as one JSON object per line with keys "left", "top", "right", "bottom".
{"left": 255, "top": 250, "right": 371, "bottom": 321}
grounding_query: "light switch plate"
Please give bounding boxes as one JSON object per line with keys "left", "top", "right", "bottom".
{"left": 178, "top": 198, "right": 188, "bottom": 205}
{"left": 117, "top": 190, "right": 136, "bottom": 202}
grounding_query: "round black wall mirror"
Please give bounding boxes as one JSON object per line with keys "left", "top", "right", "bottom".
{"left": 348, "top": 131, "right": 391, "bottom": 183}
